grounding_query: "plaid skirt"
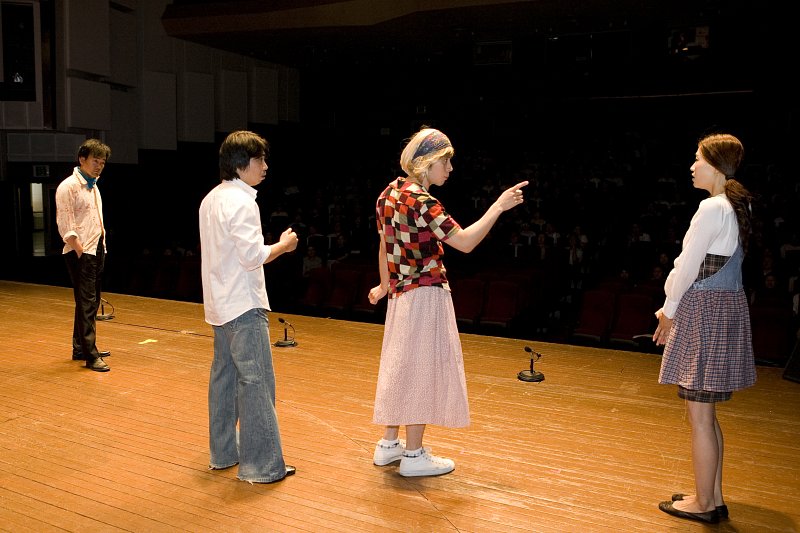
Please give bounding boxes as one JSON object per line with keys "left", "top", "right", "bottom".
{"left": 678, "top": 386, "right": 731, "bottom": 403}
{"left": 659, "top": 286, "right": 756, "bottom": 393}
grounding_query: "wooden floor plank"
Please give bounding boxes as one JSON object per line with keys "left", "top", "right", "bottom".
{"left": 1, "top": 281, "right": 798, "bottom": 532}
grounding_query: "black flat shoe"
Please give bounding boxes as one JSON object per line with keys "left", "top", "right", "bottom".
{"left": 659, "top": 501, "right": 720, "bottom": 524}
{"left": 73, "top": 350, "right": 111, "bottom": 360}
{"left": 672, "top": 493, "right": 729, "bottom": 519}
{"left": 86, "top": 357, "right": 110, "bottom": 372}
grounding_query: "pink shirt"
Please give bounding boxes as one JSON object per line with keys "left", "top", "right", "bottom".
{"left": 55, "top": 167, "right": 106, "bottom": 255}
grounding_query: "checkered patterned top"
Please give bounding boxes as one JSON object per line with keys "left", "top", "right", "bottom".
{"left": 376, "top": 178, "right": 461, "bottom": 298}
{"left": 697, "top": 253, "right": 729, "bottom": 280}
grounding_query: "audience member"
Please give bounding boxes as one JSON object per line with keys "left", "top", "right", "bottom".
{"left": 302, "top": 246, "right": 323, "bottom": 277}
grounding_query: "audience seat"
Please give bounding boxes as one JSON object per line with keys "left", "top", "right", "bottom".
{"left": 451, "top": 277, "right": 486, "bottom": 327}
{"left": 572, "top": 288, "right": 617, "bottom": 343}
{"left": 480, "top": 279, "right": 521, "bottom": 329}
{"left": 299, "top": 267, "right": 330, "bottom": 309}
{"left": 351, "top": 270, "right": 386, "bottom": 317}
{"left": 750, "top": 304, "right": 794, "bottom": 366}
{"left": 608, "top": 292, "right": 658, "bottom": 347}
{"left": 322, "top": 267, "right": 361, "bottom": 313}
{"left": 173, "top": 255, "right": 202, "bottom": 302}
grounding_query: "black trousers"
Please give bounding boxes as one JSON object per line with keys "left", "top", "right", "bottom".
{"left": 65, "top": 237, "right": 105, "bottom": 358}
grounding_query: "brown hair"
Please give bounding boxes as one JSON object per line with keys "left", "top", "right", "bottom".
{"left": 219, "top": 131, "right": 268, "bottom": 181}
{"left": 77, "top": 138, "right": 111, "bottom": 161}
{"left": 698, "top": 133, "right": 752, "bottom": 252}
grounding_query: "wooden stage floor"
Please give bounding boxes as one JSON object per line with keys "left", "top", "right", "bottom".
{"left": 0, "top": 281, "right": 798, "bottom": 532}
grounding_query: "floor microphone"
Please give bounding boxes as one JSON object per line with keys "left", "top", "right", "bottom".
{"left": 274, "top": 317, "right": 297, "bottom": 347}
{"left": 518, "top": 345, "right": 544, "bottom": 382}
{"left": 97, "top": 297, "right": 115, "bottom": 321}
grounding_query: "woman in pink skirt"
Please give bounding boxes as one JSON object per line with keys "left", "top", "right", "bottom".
{"left": 367, "top": 127, "right": 528, "bottom": 477}
{"left": 653, "top": 133, "right": 756, "bottom": 523}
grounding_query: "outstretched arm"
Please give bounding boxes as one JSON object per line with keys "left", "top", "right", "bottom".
{"left": 446, "top": 181, "right": 529, "bottom": 253}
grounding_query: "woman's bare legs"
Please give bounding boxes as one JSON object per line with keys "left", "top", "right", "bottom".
{"left": 382, "top": 425, "right": 400, "bottom": 441}
{"left": 672, "top": 400, "right": 723, "bottom": 513}
{"left": 381, "top": 424, "right": 425, "bottom": 449}
{"left": 711, "top": 416, "right": 724, "bottom": 506}
{"left": 404, "top": 424, "right": 425, "bottom": 450}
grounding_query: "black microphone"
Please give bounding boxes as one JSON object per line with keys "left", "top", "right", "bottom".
{"left": 518, "top": 345, "right": 544, "bottom": 382}
{"left": 274, "top": 317, "right": 297, "bottom": 347}
{"left": 97, "top": 297, "right": 115, "bottom": 321}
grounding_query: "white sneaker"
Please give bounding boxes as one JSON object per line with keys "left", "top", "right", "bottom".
{"left": 373, "top": 439, "right": 405, "bottom": 466}
{"left": 398, "top": 449, "right": 455, "bottom": 477}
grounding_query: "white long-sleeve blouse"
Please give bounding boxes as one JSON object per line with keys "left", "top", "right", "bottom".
{"left": 660, "top": 194, "right": 740, "bottom": 318}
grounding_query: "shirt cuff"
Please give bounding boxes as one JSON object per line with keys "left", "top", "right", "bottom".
{"left": 662, "top": 298, "right": 680, "bottom": 319}
{"left": 261, "top": 244, "right": 272, "bottom": 264}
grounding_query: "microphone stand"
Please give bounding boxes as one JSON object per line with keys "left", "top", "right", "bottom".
{"left": 274, "top": 318, "right": 297, "bottom": 347}
{"left": 97, "top": 297, "right": 115, "bottom": 321}
{"left": 518, "top": 346, "right": 544, "bottom": 382}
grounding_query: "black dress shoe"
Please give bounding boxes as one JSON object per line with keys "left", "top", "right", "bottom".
{"left": 659, "top": 501, "right": 720, "bottom": 524}
{"left": 73, "top": 350, "right": 111, "bottom": 361}
{"left": 86, "top": 357, "right": 110, "bottom": 372}
{"left": 672, "top": 493, "right": 729, "bottom": 519}
{"left": 284, "top": 465, "right": 296, "bottom": 477}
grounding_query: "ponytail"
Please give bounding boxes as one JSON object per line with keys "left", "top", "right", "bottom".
{"left": 724, "top": 178, "right": 753, "bottom": 253}
{"left": 698, "top": 133, "right": 751, "bottom": 253}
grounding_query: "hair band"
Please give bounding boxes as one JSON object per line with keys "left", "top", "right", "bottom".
{"left": 413, "top": 131, "right": 451, "bottom": 159}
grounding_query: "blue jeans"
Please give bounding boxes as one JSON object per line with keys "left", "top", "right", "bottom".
{"left": 209, "top": 308, "right": 286, "bottom": 482}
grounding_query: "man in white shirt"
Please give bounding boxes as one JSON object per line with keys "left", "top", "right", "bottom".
{"left": 199, "top": 131, "right": 298, "bottom": 483}
{"left": 56, "top": 139, "right": 112, "bottom": 372}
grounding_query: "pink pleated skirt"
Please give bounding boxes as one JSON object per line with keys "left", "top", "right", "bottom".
{"left": 373, "top": 286, "right": 470, "bottom": 427}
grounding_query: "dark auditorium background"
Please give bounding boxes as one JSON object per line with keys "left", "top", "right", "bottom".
{"left": 1, "top": 0, "right": 798, "bottom": 366}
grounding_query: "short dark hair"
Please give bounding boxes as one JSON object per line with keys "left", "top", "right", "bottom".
{"left": 219, "top": 131, "right": 269, "bottom": 181}
{"left": 77, "top": 139, "right": 111, "bottom": 161}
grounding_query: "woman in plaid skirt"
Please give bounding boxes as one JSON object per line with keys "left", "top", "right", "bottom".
{"left": 653, "top": 133, "right": 756, "bottom": 524}
{"left": 367, "top": 127, "right": 528, "bottom": 477}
